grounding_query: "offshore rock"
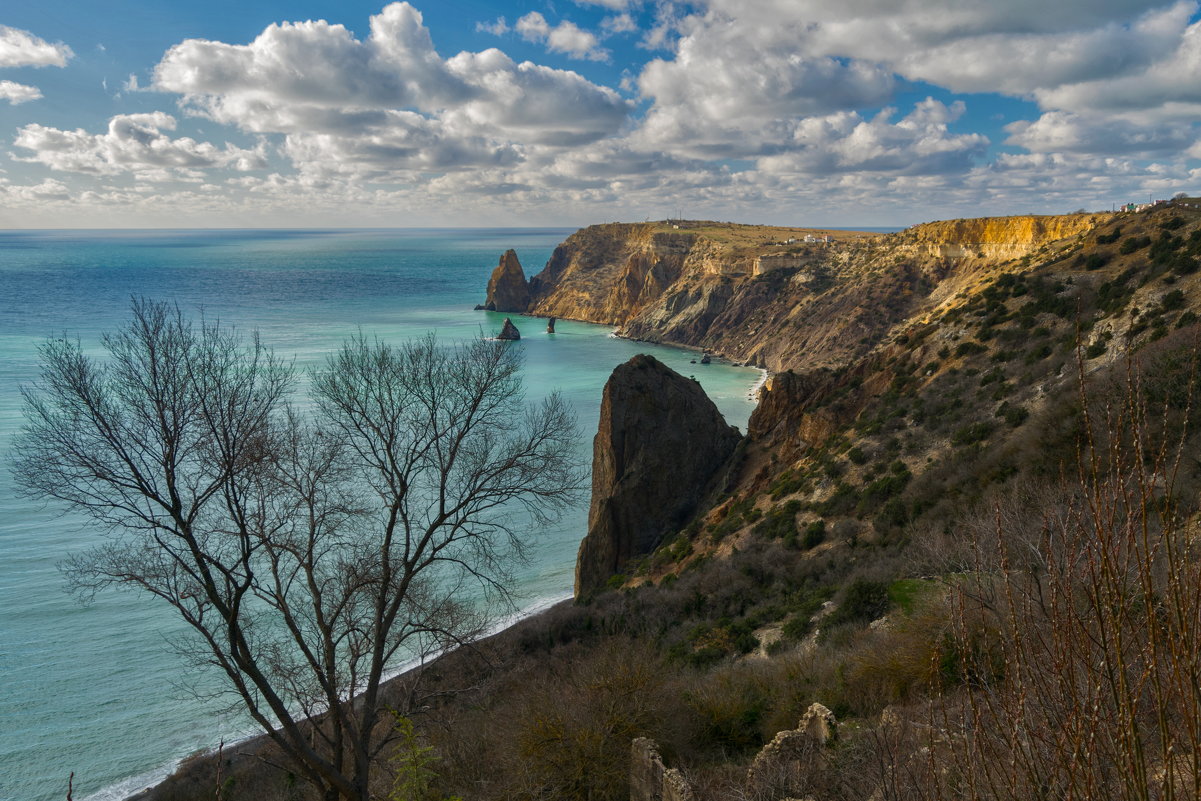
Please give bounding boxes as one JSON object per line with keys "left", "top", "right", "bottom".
{"left": 497, "top": 318, "right": 521, "bottom": 340}
{"left": 547, "top": 316, "right": 556, "bottom": 333}
{"left": 484, "top": 249, "right": 531, "bottom": 312}
{"left": 575, "top": 354, "right": 741, "bottom": 597}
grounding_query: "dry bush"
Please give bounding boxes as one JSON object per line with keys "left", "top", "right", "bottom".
{"left": 927, "top": 353, "right": 1201, "bottom": 801}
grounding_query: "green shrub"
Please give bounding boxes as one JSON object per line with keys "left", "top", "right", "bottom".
{"left": 824, "top": 579, "right": 892, "bottom": 632}
{"left": 753, "top": 502, "right": 801, "bottom": 542}
{"left": 1120, "top": 236, "right": 1152, "bottom": 254}
{"left": 1025, "top": 343, "right": 1053, "bottom": 363}
{"left": 955, "top": 341, "right": 987, "bottom": 358}
{"left": 1161, "top": 289, "right": 1186, "bottom": 311}
{"left": 857, "top": 469, "right": 911, "bottom": 515}
{"left": 802, "top": 520, "right": 826, "bottom": 549}
{"left": 995, "top": 401, "right": 1029, "bottom": 427}
{"left": 951, "top": 421, "right": 994, "bottom": 446}
{"left": 818, "top": 482, "right": 859, "bottom": 517}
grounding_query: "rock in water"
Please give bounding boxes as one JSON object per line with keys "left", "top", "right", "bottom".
{"left": 700, "top": 353, "right": 711, "bottom": 364}
{"left": 574, "top": 354, "right": 741, "bottom": 597}
{"left": 497, "top": 318, "right": 521, "bottom": 340}
{"left": 547, "top": 316, "right": 556, "bottom": 333}
{"left": 483, "top": 249, "right": 531, "bottom": 312}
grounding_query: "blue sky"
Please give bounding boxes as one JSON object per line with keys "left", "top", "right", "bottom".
{"left": 1, "top": 0, "right": 1200, "bottom": 228}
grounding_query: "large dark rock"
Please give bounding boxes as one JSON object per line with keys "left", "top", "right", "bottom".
{"left": 497, "top": 318, "right": 521, "bottom": 340}
{"left": 484, "top": 250, "right": 531, "bottom": 312}
{"left": 575, "top": 355, "right": 741, "bottom": 597}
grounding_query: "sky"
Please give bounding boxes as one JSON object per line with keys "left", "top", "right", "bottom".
{"left": 1, "top": 0, "right": 1200, "bottom": 228}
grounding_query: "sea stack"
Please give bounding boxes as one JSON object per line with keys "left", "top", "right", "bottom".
{"left": 497, "top": 318, "right": 521, "bottom": 340}
{"left": 574, "top": 355, "right": 741, "bottom": 597}
{"left": 483, "top": 250, "right": 531, "bottom": 312}
{"left": 547, "top": 316, "right": 556, "bottom": 333}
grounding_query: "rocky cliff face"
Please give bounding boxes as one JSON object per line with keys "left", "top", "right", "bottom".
{"left": 516, "top": 215, "right": 1112, "bottom": 373}
{"left": 894, "top": 213, "right": 1110, "bottom": 262}
{"left": 575, "top": 354, "right": 742, "bottom": 597}
{"left": 484, "top": 249, "right": 531, "bottom": 312}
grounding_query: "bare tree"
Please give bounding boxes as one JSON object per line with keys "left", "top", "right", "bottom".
{"left": 13, "top": 299, "right": 582, "bottom": 801}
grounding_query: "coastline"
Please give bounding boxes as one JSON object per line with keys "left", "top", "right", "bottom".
{"left": 747, "top": 367, "right": 770, "bottom": 402}
{"left": 116, "top": 592, "right": 573, "bottom": 801}
{"left": 596, "top": 321, "right": 772, "bottom": 405}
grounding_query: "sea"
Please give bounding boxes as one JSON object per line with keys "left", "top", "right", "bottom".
{"left": 0, "top": 228, "right": 762, "bottom": 801}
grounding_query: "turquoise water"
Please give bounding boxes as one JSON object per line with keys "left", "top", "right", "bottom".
{"left": 0, "top": 229, "right": 761, "bottom": 801}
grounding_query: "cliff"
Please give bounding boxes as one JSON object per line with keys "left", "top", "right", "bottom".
{"left": 575, "top": 354, "right": 741, "bottom": 597}
{"left": 513, "top": 214, "right": 1112, "bottom": 372}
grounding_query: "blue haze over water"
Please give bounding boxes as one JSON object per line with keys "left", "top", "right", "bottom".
{"left": 0, "top": 229, "right": 761, "bottom": 801}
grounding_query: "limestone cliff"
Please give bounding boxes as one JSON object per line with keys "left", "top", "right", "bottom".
{"left": 484, "top": 249, "right": 531, "bottom": 312}
{"left": 894, "top": 213, "right": 1110, "bottom": 262}
{"left": 575, "top": 355, "right": 741, "bottom": 597}
{"left": 517, "top": 215, "right": 1112, "bottom": 373}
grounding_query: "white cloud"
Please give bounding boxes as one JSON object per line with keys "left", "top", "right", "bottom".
{"left": 574, "top": 0, "right": 633, "bottom": 9}
{"left": 757, "top": 99, "right": 989, "bottom": 176}
{"left": 7, "top": 0, "right": 1201, "bottom": 226}
{"left": 445, "top": 50, "right": 628, "bottom": 145}
{"left": 515, "top": 12, "right": 609, "bottom": 61}
{"left": 602, "top": 14, "right": 639, "bottom": 34}
{"left": 0, "top": 24, "right": 72, "bottom": 67}
{"left": 0, "top": 80, "right": 41, "bottom": 104}
{"left": 1006, "top": 111, "right": 1201, "bottom": 156}
{"left": 1031, "top": 13, "right": 1201, "bottom": 116}
{"left": 634, "top": 13, "right": 895, "bottom": 157}
{"left": 12, "top": 113, "right": 267, "bottom": 177}
{"left": 151, "top": 2, "right": 629, "bottom": 177}
{"left": 476, "top": 17, "right": 509, "bottom": 36}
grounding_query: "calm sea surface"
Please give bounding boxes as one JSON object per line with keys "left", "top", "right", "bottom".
{"left": 0, "top": 229, "right": 761, "bottom": 801}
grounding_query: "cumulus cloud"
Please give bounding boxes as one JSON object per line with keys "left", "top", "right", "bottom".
{"left": 673, "top": 0, "right": 1199, "bottom": 117}
{"left": 151, "top": 2, "right": 628, "bottom": 177}
{"left": 634, "top": 13, "right": 894, "bottom": 157}
{"left": 0, "top": 177, "right": 72, "bottom": 202}
{"left": 1006, "top": 111, "right": 1200, "bottom": 156}
{"left": 1031, "top": 12, "right": 1201, "bottom": 116}
{"left": 0, "top": 79, "right": 41, "bottom": 104}
{"left": 476, "top": 17, "right": 509, "bottom": 36}
{"left": 515, "top": 12, "right": 609, "bottom": 61}
{"left": 573, "top": 0, "right": 634, "bottom": 9}
{"left": 7, "top": 0, "right": 1201, "bottom": 226}
{"left": 12, "top": 113, "right": 267, "bottom": 177}
{"left": 602, "top": 14, "right": 639, "bottom": 34}
{"left": 758, "top": 99, "right": 990, "bottom": 176}
{"left": 0, "top": 24, "right": 73, "bottom": 67}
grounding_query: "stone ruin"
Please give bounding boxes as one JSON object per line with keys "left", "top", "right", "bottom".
{"left": 630, "top": 704, "right": 838, "bottom": 801}
{"left": 630, "top": 738, "right": 696, "bottom": 801}
{"left": 745, "top": 702, "right": 838, "bottom": 793}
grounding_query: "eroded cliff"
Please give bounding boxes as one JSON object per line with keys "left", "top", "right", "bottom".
{"left": 513, "top": 214, "right": 1113, "bottom": 372}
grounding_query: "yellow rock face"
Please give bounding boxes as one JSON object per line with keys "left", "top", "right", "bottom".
{"left": 898, "top": 213, "right": 1113, "bottom": 260}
